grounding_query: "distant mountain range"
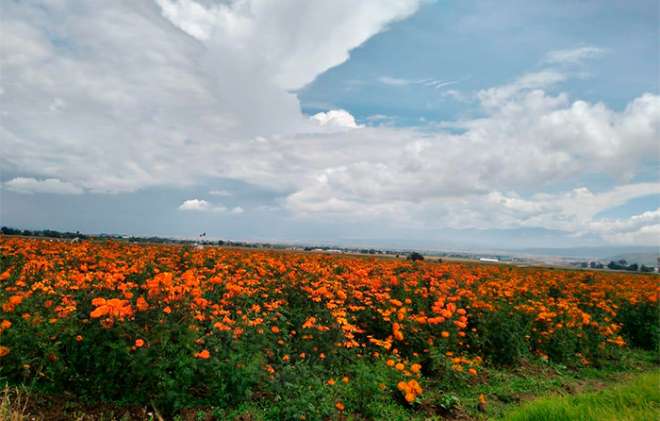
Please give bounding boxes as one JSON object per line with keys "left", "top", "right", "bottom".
{"left": 510, "top": 246, "right": 659, "bottom": 266}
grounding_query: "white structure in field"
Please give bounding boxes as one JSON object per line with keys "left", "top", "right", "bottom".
{"left": 479, "top": 257, "right": 499, "bottom": 263}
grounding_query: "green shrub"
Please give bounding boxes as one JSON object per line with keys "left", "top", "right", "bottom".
{"left": 617, "top": 301, "right": 660, "bottom": 351}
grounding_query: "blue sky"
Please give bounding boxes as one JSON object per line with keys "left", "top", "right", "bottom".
{"left": 301, "top": 0, "right": 659, "bottom": 124}
{"left": 1, "top": 0, "right": 658, "bottom": 250}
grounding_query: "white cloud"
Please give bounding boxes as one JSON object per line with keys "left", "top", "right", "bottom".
{"left": 379, "top": 76, "right": 413, "bottom": 86}
{"left": 543, "top": 46, "right": 608, "bottom": 65}
{"left": 311, "top": 109, "right": 361, "bottom": 129}
{"left": 179, "top": 199, "right": 212, "bottom": 211}
{"left": 379, "top": 76, "right": 459, "bottom": 89}
{"left": 179, "top": 199, "right": 244, "bottom": 214}
{"left": 0, "top": 0, "right": 421, "bottom": 193}
{"left": 155, "top": 0, "right": 421, "bottom": 90}
{"left": 477, "top": 70, "right": 566, "bottom": 109}
{"left": 284, "top": 90, "right": 659, "bottom": 218}
{"left": 588, "top": 209, "right": 660, "bottom": 245}
{"left": 3, "top": 177, "right": 83, "bottom": 195}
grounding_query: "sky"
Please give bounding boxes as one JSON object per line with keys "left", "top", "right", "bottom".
{"left": 1, "top": 0, "right": 659, "bottom": 250}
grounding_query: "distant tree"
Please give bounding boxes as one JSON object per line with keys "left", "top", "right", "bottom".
{"left": 640, "top": 265, "right": 654, "bottom": 273}
{"left": 407, "top": 252, "right": 424, "bottom": 262}
{"left": 607, "top": 261, "right": 623, "bottom": 270}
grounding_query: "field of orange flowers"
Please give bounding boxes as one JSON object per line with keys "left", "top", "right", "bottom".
{"left": 0, "top": 237, "right": 658, "bottom": 419}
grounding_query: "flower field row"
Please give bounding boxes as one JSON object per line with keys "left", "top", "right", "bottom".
{"left": 0, "top": 237, "right": 657, "bottom": 418}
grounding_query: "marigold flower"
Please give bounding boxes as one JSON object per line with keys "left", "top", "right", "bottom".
{"left": 0, "top": 346, "right": 10, "bottom": 358}
{"left": 195, "top": 349, "right": 210, "bottom": 359}
{"left": 335, "top": 401, "right": 345, "bottom": 411}
{"left": 136, "top": 296, "right": 149, "bottom": 311}
{"left": 135, "top": 338, "right": 145, "bottom": 348}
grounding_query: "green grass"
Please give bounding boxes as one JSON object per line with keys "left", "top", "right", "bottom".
{"left": 500, "top": 370, "right": 660, "bottom": 421}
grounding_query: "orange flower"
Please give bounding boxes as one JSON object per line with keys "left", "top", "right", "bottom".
{"left": 335, "top": 401, "right": 345, "bottom": 411}
{"left": 76, "top": 335, "right": 83, "bottom": 342}
{"left": 195, "top": 349, "right": 210, "bottom": 359}
{"left": 1, "top": 320, "right": 11, "bottom": 330}
{"left": 135, "top": 338, "right": 145, "bottom": 348}
{"left": 411, "top": 363, "right": 421, "bottom": 373}
{"left": 386, "top": 359, "right": 395, "bottom": 367}
{"left": 397, "top": 379, "right": 423, "bottom": 403}
{"left": 271, "top": 326, "right": 280, "bottom": 334}
{"left": 392, "top": 322, "right": 404, "bottom": 341}
{"left": 342, "top": 376, "right": 350, "bottom": 384}
{"left": 0, "top": 346, "right": 10, "bottom": 357}
{"left": 90, "top": 298, "right": 133, "bottom": 321}
{"left": 327, "top": 378, "right": 336, "bottom": 385}
{"left": 136, "top": 296, "right": 149, "bottom": 312}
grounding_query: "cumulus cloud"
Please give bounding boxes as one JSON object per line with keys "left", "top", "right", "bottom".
{"left": 3, "top": 178, "right": 83, "bottom": 195}
{"left": 284, "top": 92, "right": 659, "bottom": 218}
{"left": 1, "top": 0, "right": 420, "bottom": 193}
{"left": 588, "top": 209, "right": 660, "bottom": 245}
{"left": 155, "top": 0, "right": 420, "bottom": 90}
{"left": 179, "top": 199, "right": 243, "bottom": 214}
{"left": 311, "top": 110, "right": 361, "bottom": 129}
{"left": 543, "top": 46, "right": 608, "bottom": 65}
{"left": 179, "top": 199, "right": 212, "bottom": 211}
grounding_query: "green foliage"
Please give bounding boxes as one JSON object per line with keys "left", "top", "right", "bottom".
{"left": 617, "top": 301, "right": 660, "bottom": 351}
{"left": 436, "top": 393, "right": 460, "bottom": 411}
{"left": 470, "top": 308, "right": 532, "bottom": 366}
{"left": 262, "top": 363, "right": 335, "bottom": 421}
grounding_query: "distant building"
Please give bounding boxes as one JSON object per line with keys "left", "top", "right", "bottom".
{"left": 479, "top": 257, "right": 499, "bottom": 263}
